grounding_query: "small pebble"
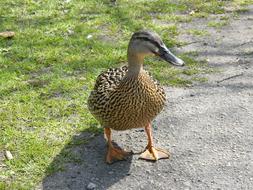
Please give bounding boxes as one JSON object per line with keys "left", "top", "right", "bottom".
{"left": 189, "top": 10, "right": 195, "bottom": 15}
{"left": 67, "top": 29, "right": 74, "bottom": 35}
{"left": 87, "top": 182, "right": 97, "bottom": 190}
{"left": 183, "top": 180, "right": 191, "bottom": 187}
{"left": 86, "top": 34, "right": 93, "bottom": 39}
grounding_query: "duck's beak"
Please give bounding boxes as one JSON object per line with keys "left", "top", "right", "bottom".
{"left": 158, "top": 44, "right": 184, "bottom": 66}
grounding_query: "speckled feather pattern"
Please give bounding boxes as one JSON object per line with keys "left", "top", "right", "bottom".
{"left": 88, "top": 66, "right": 166, "bottom": 131}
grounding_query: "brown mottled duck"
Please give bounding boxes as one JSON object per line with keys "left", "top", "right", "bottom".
{"left": 88, "top": 30, "right": 184, "bottom": 164}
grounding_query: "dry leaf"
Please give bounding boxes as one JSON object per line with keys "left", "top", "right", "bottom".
{"left": 5, "top": 150, "right": 13, "bottom": 160}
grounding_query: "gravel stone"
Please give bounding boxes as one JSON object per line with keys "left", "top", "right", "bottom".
{"left": 87, "top": 182, "right": 97, "bottom": 190}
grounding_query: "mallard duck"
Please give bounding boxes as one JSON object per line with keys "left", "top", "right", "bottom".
{"left": 88, "top": 30, "right": 184, "bottom": 164}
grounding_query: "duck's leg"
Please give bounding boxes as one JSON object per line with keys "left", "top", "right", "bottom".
{"left": 104, "top": 128, "right": 131, "bottom": 164}
{"left": 139, "top": 123, "right": 170, "bottom": 161}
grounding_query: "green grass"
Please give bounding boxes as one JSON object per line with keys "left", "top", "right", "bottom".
{"left": 186, "top": 29, "right": 209, "bottom": 36}
{"left": 207, "top": 20, "right": 229, "bottom": 28}
{"left": 0, "top": 0, "right": 252, "bottom": 189}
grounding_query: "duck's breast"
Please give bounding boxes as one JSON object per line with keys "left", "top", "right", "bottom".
{"left": 104, "top": 72, "right": 166, "bottom": 130}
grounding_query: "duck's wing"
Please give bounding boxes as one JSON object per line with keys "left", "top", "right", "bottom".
{"left": 94, "top": 66, "right": 128, "bottom": 93}
{"left": 88, "top": 66, "right": 128, "bottom": 115}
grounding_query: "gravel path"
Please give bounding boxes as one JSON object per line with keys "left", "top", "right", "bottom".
{"left": 38, "top": 5, "right": 253, "bottom": 190}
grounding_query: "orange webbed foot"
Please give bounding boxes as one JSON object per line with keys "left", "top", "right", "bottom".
{"left": 139, "top": 146, "right": 170, "bottom": 161}
{"left": 106, "top": 146, "right": 132, "bottom": 164}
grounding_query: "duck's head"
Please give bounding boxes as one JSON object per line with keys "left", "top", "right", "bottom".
{"left": 128, "top": 30, "right": 184, "bottom": 66}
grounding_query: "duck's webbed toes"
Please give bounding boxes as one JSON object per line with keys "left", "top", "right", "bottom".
{"left": 106, "top": 146, "right": 132, "bottom": 164}
{"left": 139, "top": 146, "right": 170, "bottom": 161}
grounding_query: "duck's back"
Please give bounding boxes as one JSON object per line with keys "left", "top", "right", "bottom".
{"left": 88, "top": 66, "right": 166, "bottom": 130}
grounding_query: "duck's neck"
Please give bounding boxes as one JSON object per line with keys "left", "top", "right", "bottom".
{"left": 127, "top": 52, "right": 144, "bottom": 77}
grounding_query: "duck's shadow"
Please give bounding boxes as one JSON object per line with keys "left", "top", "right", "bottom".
{"left": 41, "top": 131, "right": 132, "bottom": 190}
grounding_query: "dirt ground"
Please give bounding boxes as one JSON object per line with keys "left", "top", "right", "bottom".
{"left": 37, "top": 5, "right": 253, "bottom": 190}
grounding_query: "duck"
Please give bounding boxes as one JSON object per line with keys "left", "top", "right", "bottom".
{"left": 88, "top": 30, "right": 184, "bottom": 164}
